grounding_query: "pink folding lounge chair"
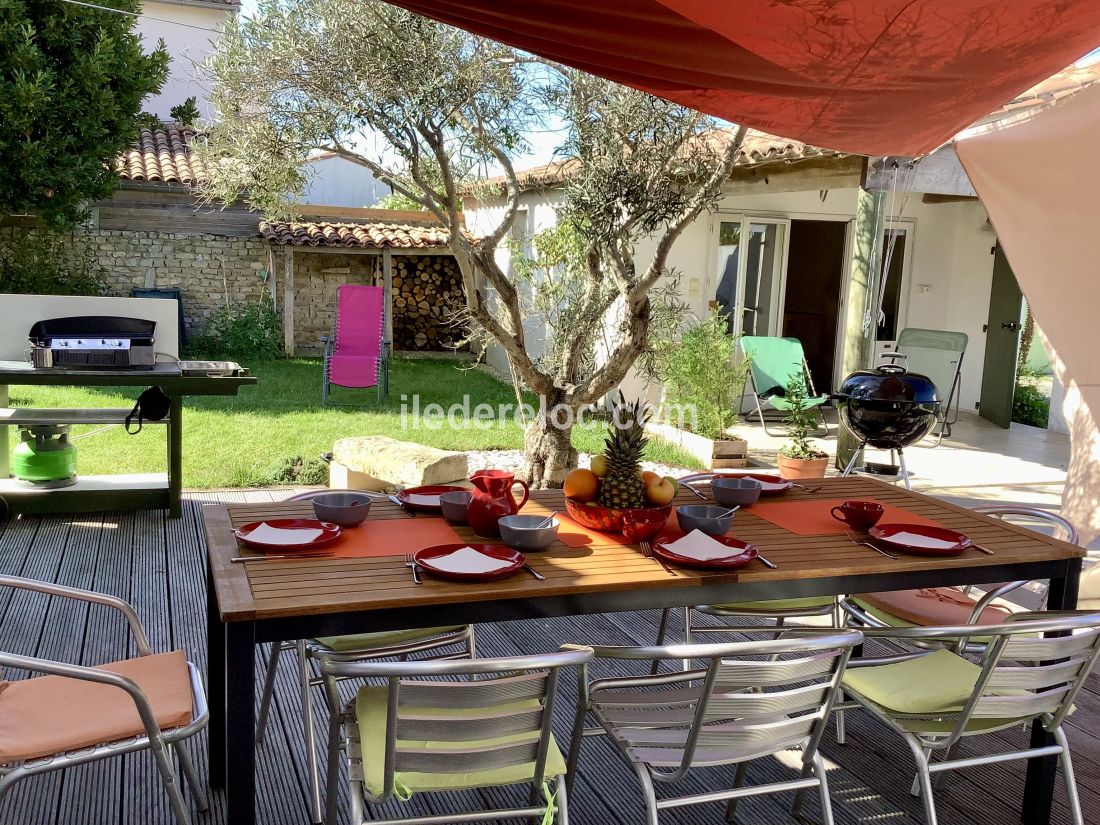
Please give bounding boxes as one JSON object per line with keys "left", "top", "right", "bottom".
{"left": 321, "top": 284, "right": 390, "bottom": 404}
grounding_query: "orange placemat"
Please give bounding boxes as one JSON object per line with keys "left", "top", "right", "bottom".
{"left": 271, "top": 517, "right": 462, "bottom": 561}
{"left": 747, "top": 498, "right": 942, "bottom": 536}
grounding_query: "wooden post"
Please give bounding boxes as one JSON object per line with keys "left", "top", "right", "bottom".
{"left": 836, "top": 184, "right": 887, "bottom": 471}
{"left": 283, "top": 247, "right": 295, "bottom": 356}
{"left": 382, "top": 247, "right": 393, "bottom": 344}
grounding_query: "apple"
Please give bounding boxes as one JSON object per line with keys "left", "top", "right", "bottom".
{"left": 590, "top": 454, "right": 609, "bottom": 477}
{"left": 645, "top": 476, "right": 677, "bottom": 506}
{"left": 640, "top": 470, "right": 660, "bottom": 485}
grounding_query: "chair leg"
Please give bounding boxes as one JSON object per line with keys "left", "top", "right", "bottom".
{"left": 652, "top": 609, "right": 671, "bottom": 675}
{"left": 149, "top": 734, "right": 192, "bottom": 825}
{"left": 681, "top": 606, "right": 693, "bottom": 672}
{"left": 256, "top": 642, "right": 283, "bottom": 745}
{"left": 324, "top": 711, "right": 345, "bottom": 825}
{"left": 1054, "top": 726, "right": 1085, "bottom": 825}
{"left": 172, "top": 741, "right": 209, "bottom": 811}
{"left": 906, "top": 739, "right": 939, "bottom": 825}
{"left": 556, "top": 773, "right": 570, "bottom": 825}
{"left": 814, "top": 751, "right": 836, "bottom": 825}
{"left": 466, "top": 626, "right": 477, "bottom": 659}
{"left": 630, "top": 762, "right": 661, "bottom": 825}
{"left": 297, "top": 640, "right": 323, "bottom": 824}
{"left": 724, "top": 761, "right": 749, "bottom": 823}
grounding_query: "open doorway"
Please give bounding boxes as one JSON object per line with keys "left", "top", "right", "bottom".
{"left": 783, "top": 220, "right": 847, "bottom": 392}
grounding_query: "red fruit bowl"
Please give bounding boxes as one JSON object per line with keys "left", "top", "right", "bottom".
{"left": 564, "top": 497, "right": 672, "bottom": 534}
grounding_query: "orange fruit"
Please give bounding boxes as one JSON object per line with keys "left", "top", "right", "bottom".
{"left": 640, "top": 470, "right": 660, "bottom": 485}
{"left": 564, "top": 468, "right": 600, "bottom": 502}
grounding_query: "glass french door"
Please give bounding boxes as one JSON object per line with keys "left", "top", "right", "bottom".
{"left": 713, "top": 216, "right": 790, "bottom": 338}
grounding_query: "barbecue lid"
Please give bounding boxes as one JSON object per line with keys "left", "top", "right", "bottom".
{"left": 29, "top": 316, "right": 156, "bottom": 343}
{"left": 834, "top": 363, "right": 938, "bottom": 405}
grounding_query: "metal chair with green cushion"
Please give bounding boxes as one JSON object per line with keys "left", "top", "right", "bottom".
{"left": 567, "top": 631, "right": 862, "bottom": 825}
{"left": 883, "top": 328, "right": 968, "bottom": 446}
{"left": 315, "top": 647, "right": 594, "bottom": 825}
{"left": 740, "top": 336, "right": 830, "bottom": 435}
{"left": 839, "top": 614, "right": 1100, "bottom": 825}
{"left": 255, "top": 489, "right": 475, "bottom": 824}
{"left": 840, "top": 507, "right": 1078, "bottom": 655}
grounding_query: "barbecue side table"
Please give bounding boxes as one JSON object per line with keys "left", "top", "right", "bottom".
{"left": 0, "top": 360, "right": 256, "bottom": 517}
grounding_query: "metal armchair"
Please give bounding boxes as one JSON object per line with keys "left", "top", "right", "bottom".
{"left": 838, "top": 613, "right": 1100, "bottom": 825}
{"left": 0, "top": 575, "right": 208, "bottom": 825}
{"left": 566, "top": 632, "right": 862, "bottom": 825}
{"left": 315, "top": 647, "right": 594, "bottom": 825}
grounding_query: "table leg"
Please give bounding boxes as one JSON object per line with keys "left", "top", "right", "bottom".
{"left": 167, "top": 396, "right": 182, "bottom": 518}
{"left": 206, "top": 563, "right": 226, "bottom": 788}
{"left": 0, "top": 384, "right": 9, "bottom": 481}
{"left": 1022, "top": 558, "right": 1081, "bottom": 825}
{"left": 226, "top": 620, "right": 257, "bottom": 825}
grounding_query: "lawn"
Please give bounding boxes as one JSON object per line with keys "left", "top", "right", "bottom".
{"left": 13, "top": 357, "right": 703, "bottom": 488}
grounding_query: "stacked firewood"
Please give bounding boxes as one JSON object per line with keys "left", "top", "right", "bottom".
{"left": 391, "top": 255, "right": 468, "bottom": 351}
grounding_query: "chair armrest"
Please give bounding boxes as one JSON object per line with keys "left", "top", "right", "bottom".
{"left": 968, "top": 580, "right": 1029, "bottom": 624}
{"left": 0, "top": 575, "right": 152, "bottom": 655}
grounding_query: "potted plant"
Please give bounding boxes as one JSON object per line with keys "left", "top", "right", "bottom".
{"left": 645, "top": 310, "right": 751, "bottom": 469}
{"left": 777, "top": 374, "right": 829, "bottom": 479}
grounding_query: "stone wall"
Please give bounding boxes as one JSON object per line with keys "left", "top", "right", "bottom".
{"left": 1, "top": 227, "right": 466, "bottom": 353}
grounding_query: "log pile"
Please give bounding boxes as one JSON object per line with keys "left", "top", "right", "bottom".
{"left": 391, "top": 255, "right": 468, "bottom": 351}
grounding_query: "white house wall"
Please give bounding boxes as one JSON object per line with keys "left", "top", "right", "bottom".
{"left": 136, "top": 1, "right": 232, "bottom": 120}
{"left": 465, "top": 182, "right": 996, "bottom": 417}
{"left": 298, "top": 156, "right": 389, "bottom": 208}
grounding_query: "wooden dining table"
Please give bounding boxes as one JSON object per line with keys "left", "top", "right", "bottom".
{"left": 204, "top": 476, "right": 1083, "bottom": 825}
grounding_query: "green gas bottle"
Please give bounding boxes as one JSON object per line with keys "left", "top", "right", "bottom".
{"left": 11, "top": 425, "right": 77, "bottom": 486}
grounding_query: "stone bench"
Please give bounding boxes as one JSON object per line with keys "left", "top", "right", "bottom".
{"left": 328, "top": 435, "right": 469, "bottom": 491}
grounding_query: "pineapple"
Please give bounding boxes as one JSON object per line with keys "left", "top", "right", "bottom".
{"left": 597, "top": 393, "right": 650, "bottom": 509}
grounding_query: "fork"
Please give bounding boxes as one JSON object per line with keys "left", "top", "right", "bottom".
{"left": 389, "top": 494, "right": 417, "bottom": 517}
{"left": 640, "top": 541, "right": 675, "bottom": 575}
{"left": 403, "top": 550, "right": 422, "bottom": 584}
{"left": 846, "top": 530, "right": 899, "bottom": 560}
{"left": 790, "top": 483, "right": 824, "bottom": 494}
{"left": 681, "top": 482, "right": 708, "bottom": 501}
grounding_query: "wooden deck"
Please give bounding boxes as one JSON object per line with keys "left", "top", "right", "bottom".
{"left": 0, "top": 489, "right": 1097, "bottom": 825}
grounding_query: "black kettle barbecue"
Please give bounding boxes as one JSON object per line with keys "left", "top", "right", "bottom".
{"left": 832, "top": 363, "right": 941, "bottom": 487}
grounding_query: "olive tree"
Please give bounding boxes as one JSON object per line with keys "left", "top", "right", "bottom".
{"left": 196, "top": 0, "right": 744, "bottom": 486}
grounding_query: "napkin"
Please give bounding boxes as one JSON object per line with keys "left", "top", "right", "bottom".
{"left": 663, "top": 530, "right": 738, "bottom": 561}
{"left": 246, "top": 523, "right": 323, "bottom": 545}
{"left": 884, "top": 531, "right": 958, "bottom": 550}
{"left": 425, "top": 546, "right": 514, "bottom": 574}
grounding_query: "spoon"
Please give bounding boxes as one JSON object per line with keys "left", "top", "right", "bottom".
{"left": 534, "top": 511, "right": 558, "bottom": 528}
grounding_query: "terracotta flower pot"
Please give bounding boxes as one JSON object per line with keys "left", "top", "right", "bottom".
{"left": 778, "top": 454, "right": 829, "bottom": 480}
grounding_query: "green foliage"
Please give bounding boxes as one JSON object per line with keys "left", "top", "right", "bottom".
{"left": 0, "top": 229, "right": 107, "bottom": 295}
{"left": 651, "top": 311, "right": 749, "bottom": 439}
{"left": 188, "top": 300, "right": 283, "bottom": 359}
{"left": 136, "top": 111, "right": 163, "bottom": 130}
{"left": 169, "top": 97, "right": 200, "bottom": 127}
{"left": 260, "top": 454, "right": 329, "bottom": 486}
{"left": 373, "top": 192, "right": 432, "bottom": 211}
{"left": 1012, "top": 372, "right": 1050, "bottom": 428}
{"left": 779, "top": 374, "right": 826, "bottom": 460}
{"left": 0, "top": 0, "right": 168, "bottom": 225}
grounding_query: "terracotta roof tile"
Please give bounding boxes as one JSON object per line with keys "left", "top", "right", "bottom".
{"left": 259, "top": 219, "right": 454, "bottom": 249}
{"left": 117, "top": 124, "right": 208, "bottom": 186}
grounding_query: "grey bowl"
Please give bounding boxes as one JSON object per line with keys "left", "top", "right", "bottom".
{"left": 311, "top": 492, "right": 372, "bottom": 526}
{"left": 676, "top": 504, "right": 736, "bottom": 536}
{"left": 439, "top": 490, "right": 473, "bottom": 524}
{"left": 712, "top": 476, "right": 763, "bottom": 508}
{"left": 498, "top": 514, "right": 559, "bottom": 551}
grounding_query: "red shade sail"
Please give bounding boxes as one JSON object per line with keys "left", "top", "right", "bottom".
{"left": 388, "top": 0, "right": 1100, "bottom": 156}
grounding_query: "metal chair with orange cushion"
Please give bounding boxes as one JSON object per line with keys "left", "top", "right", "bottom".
{"left": 840, "top": 507, "right": 1078, "bottom": 654}
{"left": 0, "top": 575, "right": 208, "bottom": 825}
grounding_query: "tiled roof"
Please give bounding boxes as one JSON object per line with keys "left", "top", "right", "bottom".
{"left": 117, "top": 124, "right": 208, "bottom": 186}
{"left": 972, "top": 59, "right": 1100, "bottom": 128}
{"left": 259, "top": 219, "right": 453, "bottom": 249}
{"left": 460, "top": 127, "right": 844, "bottom": 195}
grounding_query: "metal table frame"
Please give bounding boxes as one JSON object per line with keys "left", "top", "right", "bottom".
{"left": 206, "top": 543, "right": 1081, "bottom": 825}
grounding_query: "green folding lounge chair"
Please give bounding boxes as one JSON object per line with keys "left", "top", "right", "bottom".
{"left": 741, "top": 336, "right": 830, "bottom": 435}
{"left": 882, "top": 327, "right": 967, "bottom": 446}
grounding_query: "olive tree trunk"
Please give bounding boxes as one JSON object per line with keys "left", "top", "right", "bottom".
{"left": 521, "top": 392, "right": 580, "bottom": 487}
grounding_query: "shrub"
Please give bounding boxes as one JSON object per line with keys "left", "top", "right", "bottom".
{"left": 779, "top": 374, "right": 826, "bottom": 460}
{"left": 652, "top": 311, "right": 750, "bottom": 439}
{"left": 188, "top": 301, "right": 283, "bottom": 359}
{"left": 0, "top": 230, "right": 108, "bottom": 296}
{"left": 1012, "top": 381, "right": 1050, "bottom": 428}
{"left": 258, "top": 455, "right": 329, "bottom": 486}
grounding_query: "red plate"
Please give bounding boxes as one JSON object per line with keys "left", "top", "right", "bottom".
{"left": 738, "top": 473, "right": 793, "bottom": 495}
{"left": 869, "top": 523, "right": 972, "bottom": 556}
{"left": 397, "top": 485, "right": 469, "bottom": 513}
{"left": 414, "top": 543, "right": 526, "bottom": 581}
{"left": 652, "top": 530, "right": 760, "bottom": 570}
{"left": 234, "top": 519, "right": 342, "bottom": 552}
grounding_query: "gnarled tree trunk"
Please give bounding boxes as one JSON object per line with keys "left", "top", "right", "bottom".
{"left": 521, "top": 392, "right": 579, "bottom": 487}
